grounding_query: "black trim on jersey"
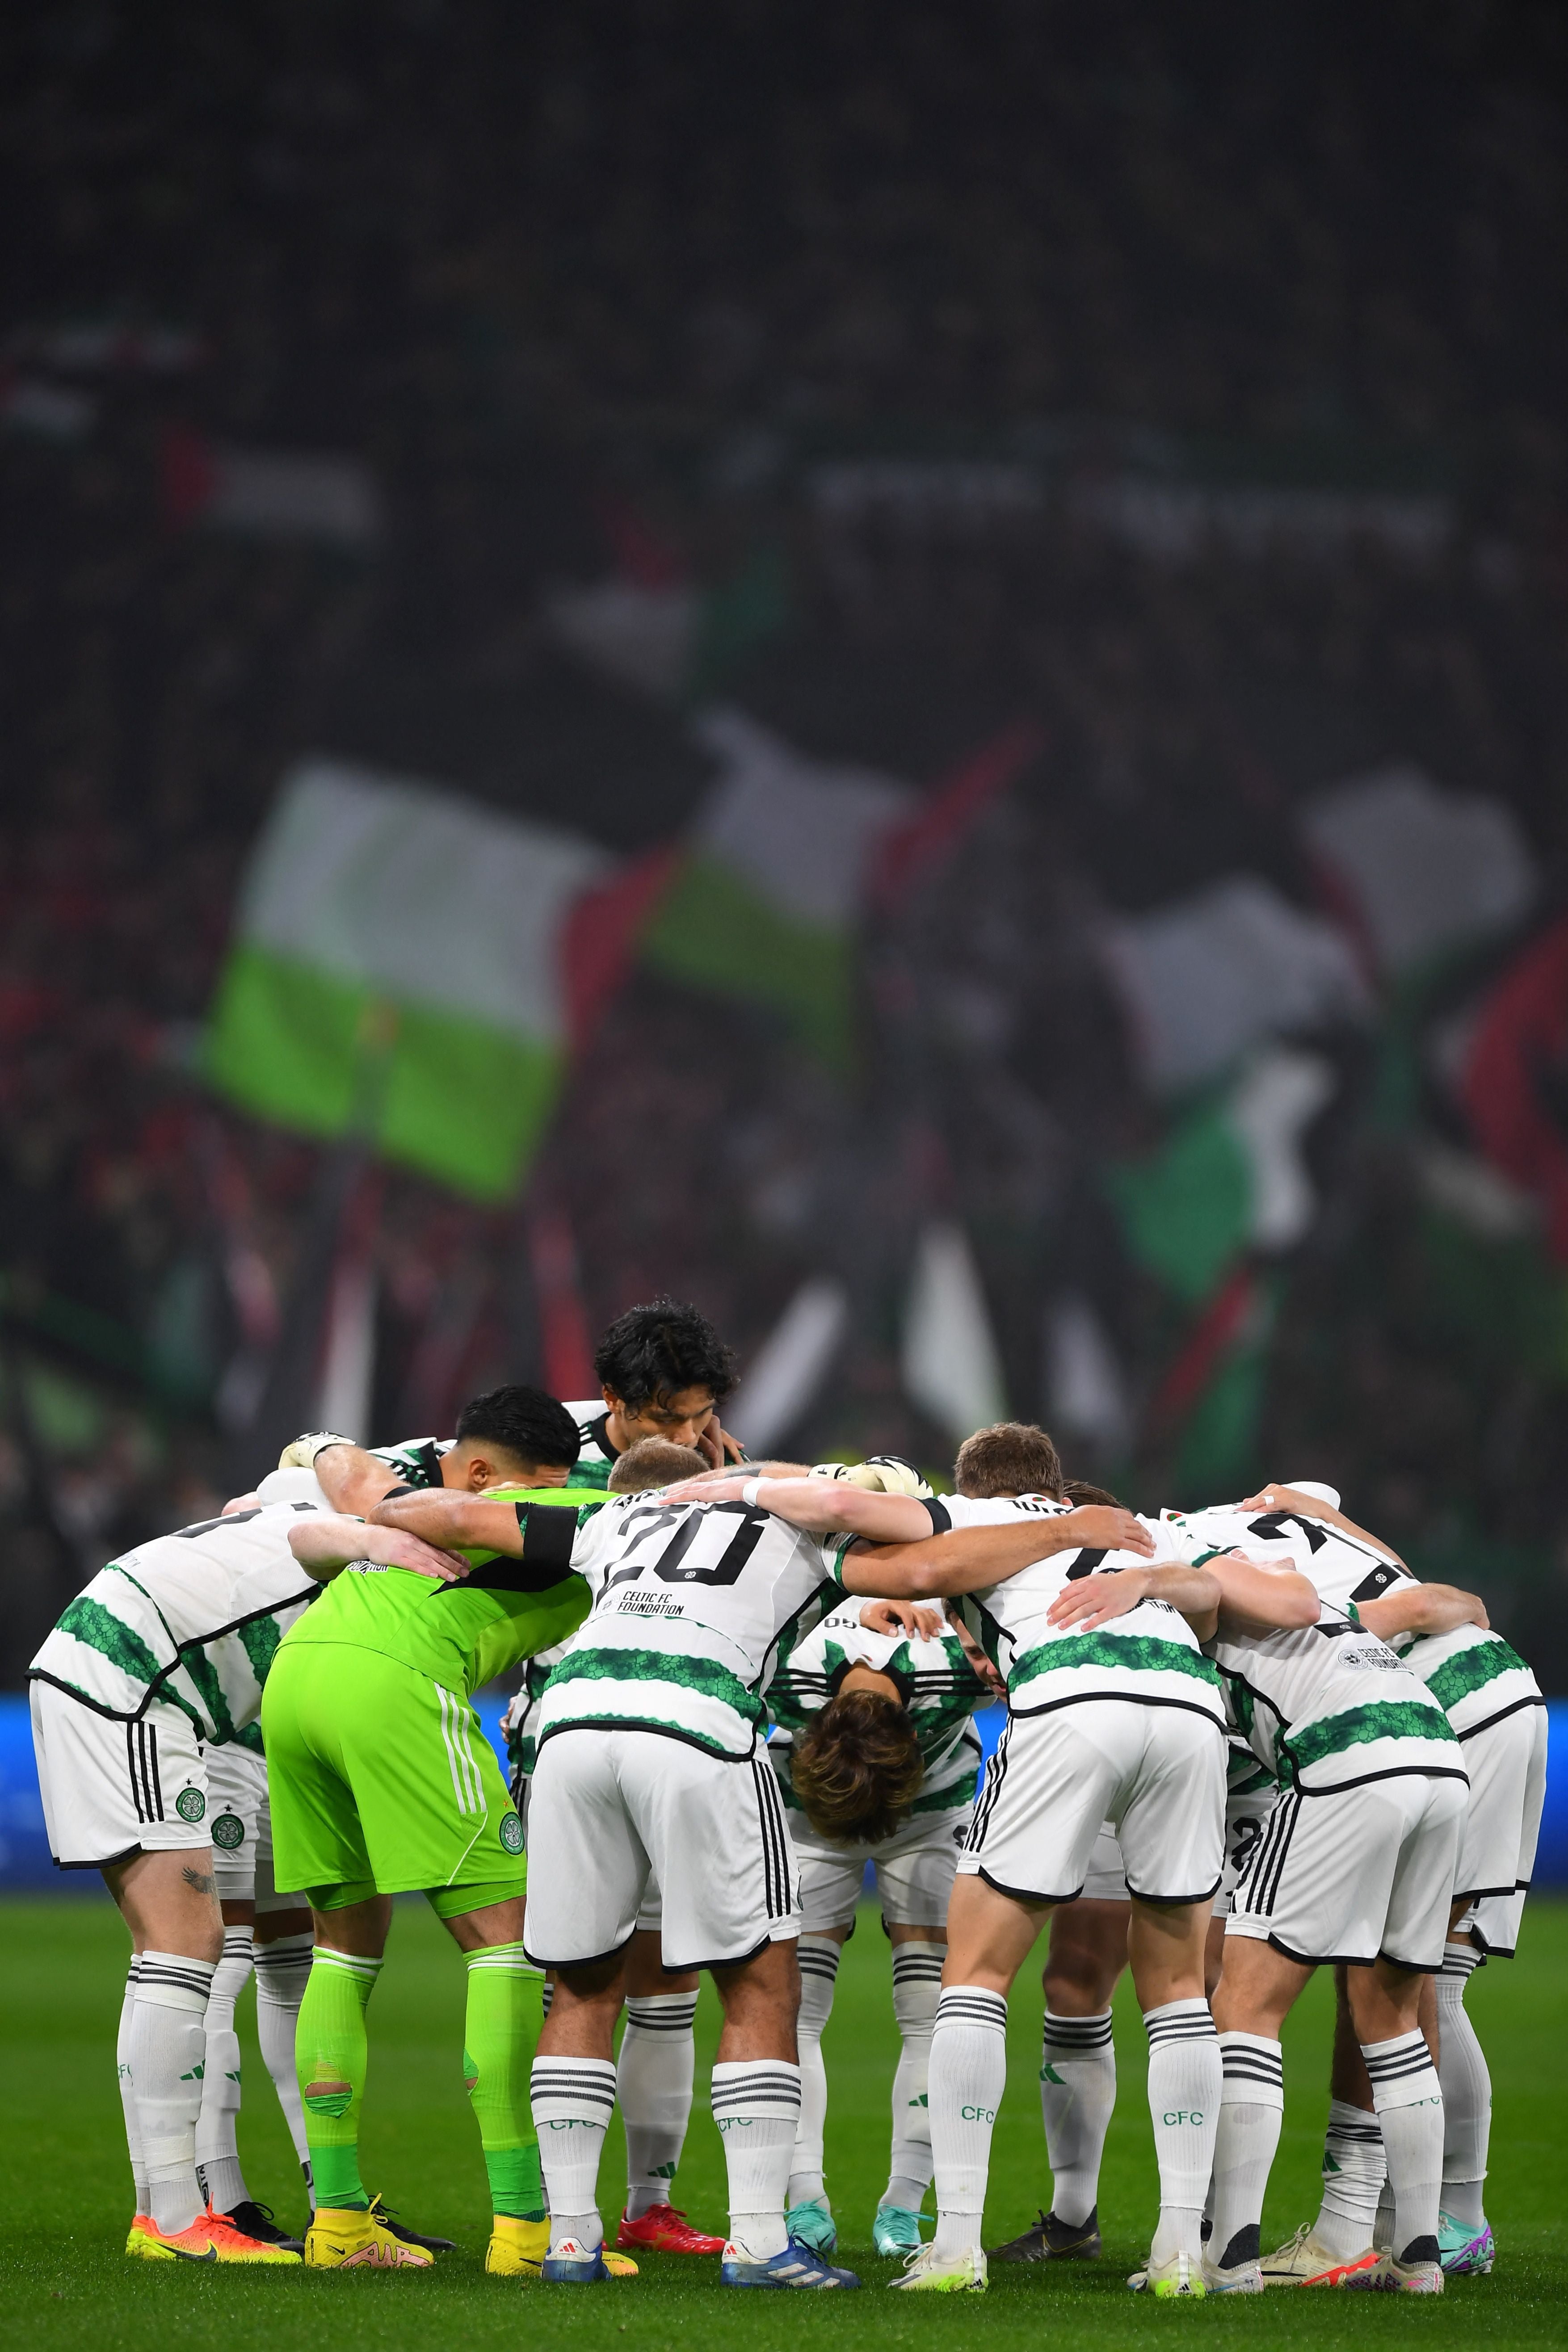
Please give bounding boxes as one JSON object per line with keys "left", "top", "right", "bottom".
{"left": 1454, "top": 1882, "right": 1520, "bottom": 1904}
{"left": 1006, "top": 1690, "right": 1227, "bottom": 1729}
{"left": 1286, "top": 1764, "right": 1471, "bottom": 1794}
{"left": 1348, "top": 1562, "right": 1406, "bottom": 1604}
{"left": 538, "top": 1716, "right": 762, "bottom": 1763}
{"left": 27, "top": 1581, "right": 322, "bottom": 1726}
{"left": 582, "top": 1411, "right": 621, "bottom": 1464}
{"left": 924, "top": 1498, "right": 952, "bottom": 1535}
{"left": 1455, "top": 1693, "right": 1545, "bottom": 1741}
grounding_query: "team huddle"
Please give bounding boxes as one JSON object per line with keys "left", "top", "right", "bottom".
{"left": 26, "top": 1298, "right": 1547, "bottom": 2294}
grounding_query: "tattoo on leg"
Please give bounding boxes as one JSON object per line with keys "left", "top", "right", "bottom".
{"left": 182, "top": 1865, "right": 217, "bottom": 1894}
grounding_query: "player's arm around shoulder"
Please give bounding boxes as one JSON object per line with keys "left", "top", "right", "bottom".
{"left": 367, "top": 1488, "right": 527, "bottom": 1555}
{"left": 287, "top": 1512, "right": 470, "bottom": 1583}
{"left": 1358, "top": 1583, "right": 1488, "bottom": 1640}
{"left": 837, "top": 1502, "right": 1156, "bottom": 1600}
{"left": 1202, "top": 1548, "right": 1323, "bottom": 1635}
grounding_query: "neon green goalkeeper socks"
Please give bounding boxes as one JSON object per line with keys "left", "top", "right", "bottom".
{"left": 463, "top": 1942, "right": 546, "bottom": 2220}
{"left": 297, "top": 1947, "right": 383, "bottom": 2211}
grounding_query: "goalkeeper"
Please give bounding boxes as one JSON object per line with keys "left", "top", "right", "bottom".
{"left": 261, "top": 1388, "right": 606, "bottom": 2277}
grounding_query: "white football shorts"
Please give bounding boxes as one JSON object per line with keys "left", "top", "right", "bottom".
{"left": 524, "top": 1727, "right": 801, "bottom": 1971}
{"left": 787, "top": 1796, "right": 972, "bottom": 1934}
{"left": 1227, "top": 1770, "right": 1467, "bottom": 1971}
{"left": 29, "top": 1682, "right": 209, "bottom": 1869}
{"left": 1076, "top": 1777, "right": 1281, "bottom": 1914}
{"left": 1455, "top": 1701, "right": 1548, "bottom": 1957}
{"left": 957, "top": 1700, "right": 1225, "bottom": 1907}
{"left": 203, "top": 1739, "right": 304, "bottom": 1908}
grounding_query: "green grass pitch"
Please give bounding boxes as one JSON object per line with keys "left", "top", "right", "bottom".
{"left": 2, "top": 1893, "right": 1563, "bottom": 2348}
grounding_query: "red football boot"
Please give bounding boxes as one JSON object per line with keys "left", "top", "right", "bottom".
{"left": 617, "top": 2203, "right": 726, "bottom": 2255}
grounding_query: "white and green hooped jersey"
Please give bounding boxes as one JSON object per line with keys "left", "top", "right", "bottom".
{"left": 28, "top": 1500, "right": 324, "bottom": 1745}
{"left": 535, "top": 1488, "right": 845, "bottom": 1761}
{"left": 934, "top": 1493, "right": 1226, "bottom": 1726}
{"left": 500, "top": 1639, "right": 568, "bottom": 1789}
{"left": 372, "top": 1404, "right": 618, "bottom": 1494}
{"left": 768, "top": 1605, "right": 992, "bottom": 1820}
{"left": 1177, "top": 1499, "right": 1541, "bottom": 1740}
{"left": 1171, "top": 1506, "right": 1463, "bottom": 1792}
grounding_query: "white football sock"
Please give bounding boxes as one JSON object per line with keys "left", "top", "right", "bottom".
{"left": 885, "top": 1941, "right": 943, "bottom": 2210}
{"left": 531, "top": 2054, "right": 617, "bottom": 2252}
{"left": 1039, "top": 2008, "right": 1116, "bottom": 2229}
{"left": 787, "top": 1937, "right": 841, "bottom": 2206}
{"left": 1210, "top": 2033, "right": 1284, "bottom": 2270}
{"left": 194, "top": 1925, "right": 254, "bottom": 2217}
{"left": 1144, "top": 1998, "right": 1220, "bottom": 2264}
{"left": 252, "top": 1931, "right": 315, "bottom": 2200}
{"left": 712, "top": 2058, "right": 801, "bottom": 2262}
{"left": 131, "top": 1951, "right": 216, "bottom": 2235}
{"left": 620, "top": 1991, "right": 697, "bottom": 2220}
{"left": 1436, "top": 1941, "right": 1488, "bottom": 2229}
{"left": 117, "top": 1959, "right": 149, "bottom": 2211}
{"left": 1364, "top": 2031, "right": 1443, "bottom": 2265}
{"left": 928, "top": 1985, "right": 1008, "bottom": 2261}
{"left": 1315, "top": 2097, "right": 1385, "bottom": 2255}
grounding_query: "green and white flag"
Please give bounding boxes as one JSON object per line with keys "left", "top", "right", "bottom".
{"left": 643, "top": 709, "right": 914, "bottom": 1061}
{"left": 205, "top": 760, "right": 613, "bottom": 1200}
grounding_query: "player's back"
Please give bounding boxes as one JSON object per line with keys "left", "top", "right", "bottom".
{"left": 29, "top": 1500, "right": 321, "bottom": 1740}
{"left": 1173, "top": 1508, "right": 1460, "bottom": 1792}
{"left": 283, "top": 1484, "right": 601, "bottom": 1695}
{"left": 539, "top": 1489, "right": 842, "bottom": 1760}
{"left": 937, "top": 1492, "right": 1224, "bottom": 1724}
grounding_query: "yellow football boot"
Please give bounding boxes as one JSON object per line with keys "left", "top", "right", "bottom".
{"left": 305, "top": 2205, "right": 433, "bottom": 2268}
{"left": 485, "top": 2215, "right": 550, "bottom": 2278}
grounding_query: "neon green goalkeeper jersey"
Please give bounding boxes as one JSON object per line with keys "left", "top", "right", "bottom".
{"left": 278, "top": 1487, "right": 604, "bottom": 1696}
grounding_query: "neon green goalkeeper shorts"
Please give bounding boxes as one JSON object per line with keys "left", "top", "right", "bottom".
{"left": 261, "top": 1642, "right": 526, "bottom": 1917}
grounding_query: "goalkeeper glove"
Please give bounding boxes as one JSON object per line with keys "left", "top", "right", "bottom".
{"left": 811, "top": 1455, "right": 933, "bottom": 1499}
{"left": 277, "top": 1431, "right": 353, "bottom": 1471}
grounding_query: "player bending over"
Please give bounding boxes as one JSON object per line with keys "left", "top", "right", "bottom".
{"left": 267, "top": 1390, "right": 604, "bottom": 2275}
{"left": 381, "top": 1451, "right": 1140, "bottom": 2287}
{"left": 500, "top": 1435, "right": 727, "bottom": 2257}
{"left": 26, "top": 1493, "right": 454, "bottom": 2264}
{"left": 702, "top": 1425, "right": 1233, "bottom": 2298}
{"left": 1213, "top": 1480, "right": 1544, "bottom": 2285}
{"left": 766, "top": 1494, "right": 1001, "bottom": 2259}
{"left": 1167, "top": 1508, "right": 1470, "bottom": 2295}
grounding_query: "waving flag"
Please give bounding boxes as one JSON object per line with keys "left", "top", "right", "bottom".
{"left": 205, "top": 761, "right": 630, "bottom": 1200}
{"left": 643, "top": 710, "right": 914, "bottom": 1060}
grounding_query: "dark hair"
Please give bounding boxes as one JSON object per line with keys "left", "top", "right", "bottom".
{"left": 455, "top": 1385, "right": 581, "bottom": 1470}
{"left": 608, "top": 1439, "right": 706, "bottom": 1494}
{"left": 593, "top": 1297, "right": 737, "bottom": 1411}
{"left": 1063, "top": 1477, "right": 1122, "bottom": 1509}
{"left": 954, "top": 1421, "right": 1064, "bottom": 1500}
{"left": 790, "top": 1690, "right": 926, "bottom": 1844}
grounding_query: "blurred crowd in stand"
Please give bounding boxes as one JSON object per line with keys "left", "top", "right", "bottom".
{"left": 3, "top": 0, "right": 1567, "bottom": 1684}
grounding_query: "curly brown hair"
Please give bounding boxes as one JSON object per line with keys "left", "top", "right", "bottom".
{"left": 789, "top": 1690, "right": 926, "bottom": 1844}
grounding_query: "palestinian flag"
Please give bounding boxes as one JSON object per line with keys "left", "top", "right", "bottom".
{"left": 205, "top": 760, "right": 664, "bottom": 1200}
{"left": 642, "top": 709, "right": 914, "bottom": 1061}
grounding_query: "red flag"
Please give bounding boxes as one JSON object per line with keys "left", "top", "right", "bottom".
{"left": 1461, "top": 914, "right": 1568, "bottom": 1262}
{"left": 561, "top": 842, "right": 683, "bottom": 1052}
{"left": 871, "top": 721, "right": 1045, "bottom": 908}
{"left": 527, "top": 1205, "right": 595, "bottom": 1400}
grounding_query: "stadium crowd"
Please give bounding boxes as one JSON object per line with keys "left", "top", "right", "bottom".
{"left": 4, "top": 1, "right": 1568, "bottom": 1693}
